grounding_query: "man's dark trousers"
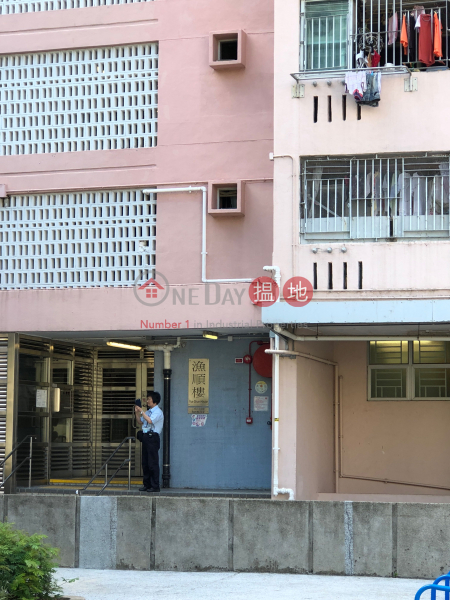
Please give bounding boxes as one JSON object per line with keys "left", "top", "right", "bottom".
{"left": 142, "top": 432, "right": 160, "bottom": 490}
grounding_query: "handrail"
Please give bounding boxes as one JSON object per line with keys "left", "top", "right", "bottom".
{"left": 415, "top": 571, "right": 450, "bottom": 599}
{"left": 415, "top": 583, "right": 450, "bottom": 599}
{"left": 0, "top": 435, "right": 35, "bottom": 490}
{"left": 76, "top": 436, "right": 135, "bottom": 496}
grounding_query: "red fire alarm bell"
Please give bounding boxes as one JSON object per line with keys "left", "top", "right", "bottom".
{"left": 243, "top": 354, "right": 252, "bottom": 364}
{"left": 246, "top": 417, "right": 253, "bottom": 425}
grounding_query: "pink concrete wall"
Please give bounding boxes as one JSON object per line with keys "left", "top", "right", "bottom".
{"left": 0, "top": 0, "right": 274, "bottom": 289}
{"left": 295, "top": 240, "right": 450, "bottom": 296}
{"left": 0, "top": 284, "right": 263, "bottom": 332}
{"left": 276, "top": 339, "right": 450, "bottom": 499}
{"left": 295, "top": 342, "right": 335, "bottom": 500}
{"left": 335, "top": 341, "right": 450, "bottom": 496}
{"left": 276, "top": 341, "right": 335, "bottom": 501}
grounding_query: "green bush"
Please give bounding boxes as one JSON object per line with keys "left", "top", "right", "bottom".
{"left": 0, "top": 523, "right": 62, "bottom": 600}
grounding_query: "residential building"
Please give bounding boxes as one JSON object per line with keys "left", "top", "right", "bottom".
{"left": 264, "top": 0, "right": 450, "bottom": 501}
{"left": 0, "top": 0, "right": 274, "bottom": 492}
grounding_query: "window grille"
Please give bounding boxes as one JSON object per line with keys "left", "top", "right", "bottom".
{"left": 0, "top": 188, "right": 157, "bottom": 290}
{"left": 301, "top": 153, "right": 450, "bottom": 240}
{"left": 369, "top": 340, "right": 450, "bottom": 400}
{"left": 300, "top": 0, "right": 450, "bottom": 73}
{"left": 0, "top": 0, "right": 152, "bottom": 15}
{"left": 0, "top": 44, "right": 158, "bottom": 156}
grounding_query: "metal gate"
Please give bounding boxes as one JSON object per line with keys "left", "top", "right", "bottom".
{"left": 95, "top": 360, "right": 153, "bottom": 477}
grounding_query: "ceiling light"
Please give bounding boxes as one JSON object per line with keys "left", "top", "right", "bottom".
{"left": 203, "top": 331, "right": 219, "bottom": 340}
{"left": 107, "top": 341, "right": 143, "bottom": 351}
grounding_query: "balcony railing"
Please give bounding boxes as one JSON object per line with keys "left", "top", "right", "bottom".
{"left": 299, "top": 0, "right": 450, "bottom": 76}
{"left": 301, "top": 153, "right": 450, "bottom": 240}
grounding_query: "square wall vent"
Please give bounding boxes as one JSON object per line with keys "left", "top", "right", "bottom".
{"left": 209, "top": 31, "right": 246, "bottom": 70}
{"left": 208, "top": 181, "right": 244, "bottom": 217}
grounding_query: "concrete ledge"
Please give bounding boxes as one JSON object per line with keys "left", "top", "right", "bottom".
{"left": 353, "top": 502, "right": 393, "bottom": 577}
{"left": 116, "top": 496, "right": 152, "bottom": 570}
{"left": 397, "top": 503, "right": 450, "bottom": 579}
{"left": 154, "top": 497, "right": 230, "bottom": 571}
{"left": 5, "top": 495, "right": 450, "bottom": 579}
{"left": 312, "top": 502, "right": 346, "bottom": 575}
{"left": 79, "top": 496, "right": 117, "bottom": 570}
{"left": 6, "top": 494, "right": 77, "bottom": 568}
{"left": 233, "top": 500, "right": 309, "bottom": 573}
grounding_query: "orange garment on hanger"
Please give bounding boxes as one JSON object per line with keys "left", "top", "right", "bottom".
{"left": 401, "top": 14, "right": 408, "bottom": 54}
{"left": 434, "top": 12, "right": 443, "bottom": 58}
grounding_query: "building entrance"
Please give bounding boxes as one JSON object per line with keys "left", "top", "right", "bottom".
{"left": 15, "top": 336, "right": 154, "bottom": 485}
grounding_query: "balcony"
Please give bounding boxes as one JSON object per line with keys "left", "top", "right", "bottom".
{"left": 296, "top": 0, "right": 450, "bottom": 78}
{"left": 301, "top": 153, "right": 450, "bottom": 241}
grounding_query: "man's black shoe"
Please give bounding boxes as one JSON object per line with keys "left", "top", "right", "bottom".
{"left": 139, "top": 486, "right": 148, "bottom": 492}
{"left": 147, "top": 488, "right": 160, "bottom": 493}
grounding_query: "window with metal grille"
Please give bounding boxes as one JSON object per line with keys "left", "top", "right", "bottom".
{"left": 0, "top": 188, "right": 156, "bottom": 290}
{"left": 300, "top": 0, "right": 450, "bottom": 73}
{"left": 0, "top": 44, "right": 158, "bottom": 155}
{"left": 0, "top": 0, "right": 153, "bottom": 15}
{"left": 369, "top": 340, "right": 450, "bottom": 400}
{"left": 301, "top": 153, "right": 450, "bottom": 241}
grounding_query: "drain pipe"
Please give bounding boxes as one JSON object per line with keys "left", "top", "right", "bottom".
{"left": 146, "top": 338, "right": 181, "bottom": 488}
{"left": 143, "top": 186, "right": 252, "bottom": 283}
{"left": 271, "top": 333, "right": 295, "bottom": 501}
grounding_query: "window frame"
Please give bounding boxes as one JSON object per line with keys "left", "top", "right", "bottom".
{"left": 367, "top": 341, "right": 450, "bottom": 401}
{"left": 300, "top": 0, "right": 353, "bottom": 73}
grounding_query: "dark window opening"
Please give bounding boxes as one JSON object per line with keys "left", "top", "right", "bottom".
{"left": 358, "top": 261, "right": 363, "bottom": 289}
{"left": 342, "top": 95, "right": 347, "bottom": 121}
{"left": 343, "top": 262, "right": 348, "bottom": 290}
{"left": 313, "top": 262, "right": 318, "bottom": 290}
{"left": 328, "top": 262, "right": 333, "bottom": 290}
{"left": 314, "top": 96, "right": 318, "bottom": 123}
{"left": 219, "top": 40, "right": 238, "bottom": 61}
{"left": 218, "top": 187, "right": 238, "bottom": 210}
{"left": 357, "top": 105, "right": 361, "bottom": 121}
{"left": 328, "top": 95, "right": 332, "bottom": 122}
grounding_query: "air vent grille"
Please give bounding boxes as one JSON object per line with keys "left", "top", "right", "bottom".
{"left": 74, "top": 362, "right": 94, "bottom": 387}
{"left": 102, "top": 391, "right": 135, "bottom": 414}
{"left": 73, "top": 419, "right": 92, "bottom": 442}
{"left": 74, "top": 389, "right": 93, "bottom": 413}
{"left": 19, "top": 337, "right": 50, "bottom": 353}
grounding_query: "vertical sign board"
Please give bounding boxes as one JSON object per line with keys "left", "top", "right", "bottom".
{"left": 188, "top": 358, "right": 210, "bottom": 414}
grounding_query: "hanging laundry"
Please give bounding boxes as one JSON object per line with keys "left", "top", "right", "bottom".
{"left": 400, "top": 15, "right": 409, "bottom": 54}
{"left": 344, "top": 71, "right": 366, "bottom": 97}
{"left": 388, "top": 12, "right": 398, "bottom": 45}
{"left": 408, "top": 14, "right": 417, "bottom": 57}
{"left": 372, "top": 51, "right": 381, "bottom": 67}
{"left": 358, "top": 72, "right": 382, "bottom": 107}
{"left": 418, "top": 13, "right": 435, "bottom": 66}
{"left": 434, "top": 12, "right": 443, "bottom": 58}
{"left": 414, "top": 5, "right": 425, "bottom": 29}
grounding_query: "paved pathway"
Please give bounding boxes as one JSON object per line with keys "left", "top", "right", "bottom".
{"left": 57, "top": 568, "right": 430, "bottom": 599}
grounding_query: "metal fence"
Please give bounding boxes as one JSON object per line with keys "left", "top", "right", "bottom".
{"left": 300, "top": 0, "right": 450, "bottom": 73}
{"left": 301, "top": 153, "right": 450, "bottom": 240}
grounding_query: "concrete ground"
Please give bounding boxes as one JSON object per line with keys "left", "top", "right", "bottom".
{"left": 57, "top": 568, "right": 431, "bottom": 599}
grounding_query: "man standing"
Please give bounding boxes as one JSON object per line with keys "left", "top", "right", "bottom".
{"left": 135, "top": 391, "right": 164, "bottom": 492}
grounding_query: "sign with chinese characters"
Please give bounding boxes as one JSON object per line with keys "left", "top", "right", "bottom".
{"left": 282, "top": 277, "right": 314, "bottom": 307}
{"left": 188, "top": 359, "right": 209, "bottom": 414}
{"left": 191, "top": 414, "right": 208, "bottom": 427}
{"left": 36, "top": 388, "right": 48, "bottom": 408}
{"left": 248, "top": 276, "right": 280, "bottom": 307}
{"left": 254, "top": 396, "right": 269, "bottom": 412}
